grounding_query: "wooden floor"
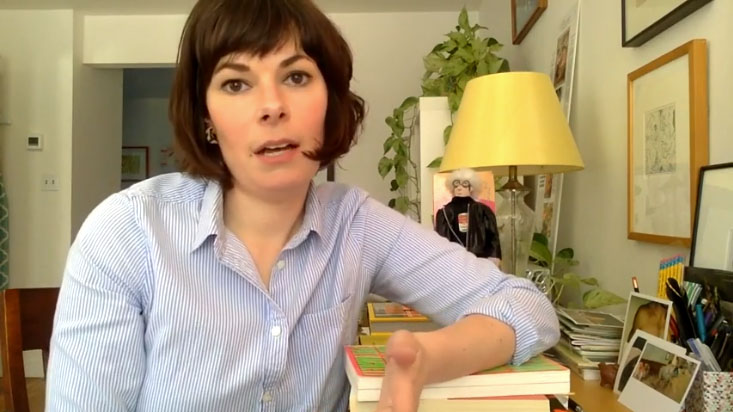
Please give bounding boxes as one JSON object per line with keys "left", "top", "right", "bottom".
{"left": 0, "top": 379, "right": 46, "bottom": 412}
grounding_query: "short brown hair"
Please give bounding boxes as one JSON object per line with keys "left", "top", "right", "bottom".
{"left": 169, "top": 0, "right": 365, "bottom": 189}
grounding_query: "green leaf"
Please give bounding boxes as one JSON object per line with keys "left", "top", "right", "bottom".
{"left": 443, "top": 124, "right": 453, "bottom": 145}
{"left": 476, "top": 59, "right": 489, "bottom": 76}
{"left": 448, "top": 93, "right": 461, "bottom": 113}
{"left": 444, "top": 58, "right": 468, "bottom": 77}
{"left": 390, "top": 179, "right": 399, "bottom": 191}
{"left": 458, "top": 7, "right": 470, "bottom": 32}
{"left": 427, "top": 157, "right": 443, "bottom": 168}
{"left": 447, "top": 32, "right": 467, "bottom": 48}
{"left": 400, "top": 96, "right": 418, "bottom": 111}
{"left": 556, "top": 248, "right": 574, "bottom": 259}
{"left": 581, "top": 277, "right": 600, "bottom": 286}
{"left": 533, "top": 232, "right": 549, "bottom": 246}
{"left": 395, "top": 168, "right": 409, "bottom": 187}
{"left": 424, "top": 53, "right": 446, "bottom": 72}
{"left": 421, "top": 78, "right": 442, "bottom": 97}
{"left": 383, "top": 136, "right": 395, "bottom": 154}
{"left": 378, "top": 157, "right": 393, "bottom": 178}
{"left": 498, "top": 58, "right": 510, "bottom": 73}
{"left": 582, "top": 289, "right": 627, "bottom": 309}
{"left": 487, "top": 55, "right": 504, "bottom": 74}
{"left": 388, "top": 198, "right": 396, "bottom": 208}
{"left": 530, "top": 242, "right": 552, "bottom": 266}
{"left": 395, "top": 196, "right": 411, "bottom": 213}
{"left": 455, "top": 47, "right": 475, "bottom": 64}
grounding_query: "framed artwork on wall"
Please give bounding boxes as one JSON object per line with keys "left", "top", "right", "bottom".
{"left": 622, "top": 0, "right": 713, "bottom": 47}
{"left": 511, "top": 0, "right": 547, "bottom": 45}
{"left": 689, "top": 163, "right": 733, "bottom": 271}
{"left": 121, "top": 146, "right": 150, "bottom": 182}
{"left": 627, "top": 39, "right": 708, "bottom": 247}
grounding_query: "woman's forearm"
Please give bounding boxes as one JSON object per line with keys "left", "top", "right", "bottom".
{"left": 414, "top": 314, "right": 516, "bottom": 385}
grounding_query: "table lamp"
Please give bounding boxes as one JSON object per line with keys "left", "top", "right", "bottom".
{"left": 439, "top": 72, "right": 584, "bottom": 277}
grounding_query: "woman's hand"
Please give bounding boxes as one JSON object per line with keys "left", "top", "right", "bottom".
{"left": 374, "top": 330, "right": 428, "bottom": 412}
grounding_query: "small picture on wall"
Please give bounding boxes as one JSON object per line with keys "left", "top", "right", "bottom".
{"left": 121, "top": 146, "right": 149, "bottom": 182}
{"left": 553, "top": 28, "right": 570, "bottom": 87}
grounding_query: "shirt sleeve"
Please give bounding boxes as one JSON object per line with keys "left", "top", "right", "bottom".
{"left": 361, "top": 198, "right": 560, "bottom": 365}
{"left": 46, "top": 193, "right": 148, "bottom": 411}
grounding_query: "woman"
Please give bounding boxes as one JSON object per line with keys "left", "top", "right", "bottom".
{"left": 46, "top": 0, "right": 559, "bottom": 411}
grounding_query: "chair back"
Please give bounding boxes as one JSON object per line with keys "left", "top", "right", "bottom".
{"left": 0, "top": 288, "right": 60, "bottom": 412}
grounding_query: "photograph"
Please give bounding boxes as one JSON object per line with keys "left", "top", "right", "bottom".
{"left": 121, "top": 146, "right": 149, "bottom": 182}
{"left": 627, "top": 39, "right": 708, "bottom": 246}
{"left": 619, "top": 338, "right": 700, "bottom": 412}
{"left": 617, "top": 292, "right": 673, "bottom": 364}
{"left": 553, "top": 28, "right": 570, "bottom": 87}
{"left": 432, "top": 170, "right": 496, "bottom": 218}
{"left": 614, "top": 329, "right": 686, "bottom": 394}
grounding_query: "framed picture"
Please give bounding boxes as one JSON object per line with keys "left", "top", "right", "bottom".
{"left": 511, "top": 0, "right": 547, "bottom": 45}
{"left": 627, "top": 39, "right": 708, "bottom": 246}
{"left": 690, "top": 162, "right": 733, "bottom": 271}
{"left": 121, "top": 146, "right": 149, "bottom": 181}
{"left": 622, "top": 0, "right": 713, "bottom": 47}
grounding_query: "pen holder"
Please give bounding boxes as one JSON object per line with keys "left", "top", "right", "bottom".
{"left": 684, "top": 371, "right": 733, "bottom": 412}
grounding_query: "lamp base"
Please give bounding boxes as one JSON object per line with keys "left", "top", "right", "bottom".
{"left": 495, "top": 169, "right": 535, "bottom": 277}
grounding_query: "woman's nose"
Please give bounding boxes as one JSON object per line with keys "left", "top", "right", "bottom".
{"left": 257, "top": 82, "right": 288, "bottom": 125}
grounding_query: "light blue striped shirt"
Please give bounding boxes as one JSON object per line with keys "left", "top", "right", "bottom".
{"left": 46, "top": 173, "right": 559, "bottom": 411}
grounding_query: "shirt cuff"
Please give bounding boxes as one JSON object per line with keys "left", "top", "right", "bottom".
{"left": 461, "top": 284, "right": 557, "bottom": 365}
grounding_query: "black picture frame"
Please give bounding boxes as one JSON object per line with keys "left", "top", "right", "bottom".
{"left": 622, "top": 0, "right": 713, "bottom": 47}
{"left": 690, "top": 162, "right": 733, "bottom": 270}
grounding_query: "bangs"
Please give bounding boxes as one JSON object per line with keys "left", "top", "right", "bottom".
{"left": 193, "top": 0, "right": 329, "bottom": 90}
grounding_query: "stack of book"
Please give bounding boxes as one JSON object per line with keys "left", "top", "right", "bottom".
{"left": 358, "top": 302, "right": 439, "bottom": 345}
{"left": 550, "top": 307, "right": 624, "bottom": 380}
{"left": 345, "top": 344, "right": 570, "bottom": 411}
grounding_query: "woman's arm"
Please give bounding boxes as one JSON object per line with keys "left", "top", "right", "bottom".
{"left": 46, "top": 194, "right": 148, "bottom": 411}
{"left": 362, "top": 198, "right": 559, "bottom": 366}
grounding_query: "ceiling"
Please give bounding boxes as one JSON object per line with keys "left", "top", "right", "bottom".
{"left": 0, "top": 0, "right": 481, "bottom": 14}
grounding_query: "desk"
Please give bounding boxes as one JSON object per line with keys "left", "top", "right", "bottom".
{"left": 570, "top": 372, "right": 630, "bottom": 412}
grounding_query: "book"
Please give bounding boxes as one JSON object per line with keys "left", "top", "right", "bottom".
{"left": 348, "top": 387, "right": 550, "bottom": 412}
{"left": 549, "top": 341, "right": 601, "bottom": 381}
{"left": 345, "top": 345, "right": 570, "bottom": 402}
{"left": 367, "top": 302, "right": 440, "bottom": 333}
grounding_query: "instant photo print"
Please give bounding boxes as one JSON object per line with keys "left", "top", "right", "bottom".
{"left": 614, "top": 329, "right": 686, "bottom": 394}
{"left": 618, "top": 292, "right": 673, "bottom": 364}
{"left": 619, "top": 336, "right": 700, "bottom": 412}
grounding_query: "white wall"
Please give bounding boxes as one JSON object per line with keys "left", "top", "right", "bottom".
{"left": 481, "top": 1, "right": 733, "bottom": 297}
{"left": 122, "top": 68, "right": 177, "bottom": 181}
{"left": 71, "top": 12, "right": 124, "bottom": 237}
{"left": 0, "top": 10, "right": 74, "bottom": 289}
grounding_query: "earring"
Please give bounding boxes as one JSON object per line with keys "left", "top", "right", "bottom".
{"left": 205, "top": 126, "right": 218, "bottom": 144}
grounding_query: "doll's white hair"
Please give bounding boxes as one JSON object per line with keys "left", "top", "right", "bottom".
{"left": 445, "top": 168, "right": 483, "bottom": 198}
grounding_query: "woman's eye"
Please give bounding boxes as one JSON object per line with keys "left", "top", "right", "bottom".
{"left": 285, "top": 71, "right": 311, "bottom": 86}
{"left": 222, "top": 80, "right": 248, "bottom": 93}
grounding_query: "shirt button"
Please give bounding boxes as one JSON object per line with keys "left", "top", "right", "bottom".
{"left": 276, "top": 260, "right": 285, "bottom": 270}
{"left": 271, "top": 325, "right": 282, "bottom": 337}
{"left": 262, "top": 391, "right": 272, "bottom": 402}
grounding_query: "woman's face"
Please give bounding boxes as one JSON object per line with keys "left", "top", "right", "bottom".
{"left": 206, "top": 40, "right": 327, "bottom": 195}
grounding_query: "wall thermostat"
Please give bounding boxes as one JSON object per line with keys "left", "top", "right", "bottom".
{"left": 27, "top": 134, "right": 43, "bottom": 151}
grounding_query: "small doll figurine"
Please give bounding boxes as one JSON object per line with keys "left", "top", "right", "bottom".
{"left": 435, "top": 168, "right": 501, "bottom": 260}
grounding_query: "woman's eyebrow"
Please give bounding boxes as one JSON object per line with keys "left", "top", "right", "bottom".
{"left": 213, "top": 54, "right": 309, "bottom": 75}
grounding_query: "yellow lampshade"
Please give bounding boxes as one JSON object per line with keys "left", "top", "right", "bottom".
{"left": 439, "top": 72, "right": 584, "bottom": 176}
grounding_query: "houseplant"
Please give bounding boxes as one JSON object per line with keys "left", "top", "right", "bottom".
{"left": 529, "top": 233, "right": 626, "bottom": 309}
{"left": 377, "top": 7, "right": 510, "bottom": 218}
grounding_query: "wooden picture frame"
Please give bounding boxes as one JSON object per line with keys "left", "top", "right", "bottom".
{"left": 627, "top": 39, "right": 708, "bottom": 246}
{"left": 690, "top": 162, "right": 733, "bottom": 271}
{"left": 622, "top": 0, "right": 713, "bottom": 48}
{"left": 121, "top": 146, "right": 150, "bottom": 181}
{"left": 511, "top": 0, "right": 547, "bottom": 45}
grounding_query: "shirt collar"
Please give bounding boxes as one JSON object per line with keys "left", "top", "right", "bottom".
{"left": 190, "top": 180, "right": 224, "bottom": 253}
{"left": 190, "top": 181, "right": 324, "bottom": 253}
